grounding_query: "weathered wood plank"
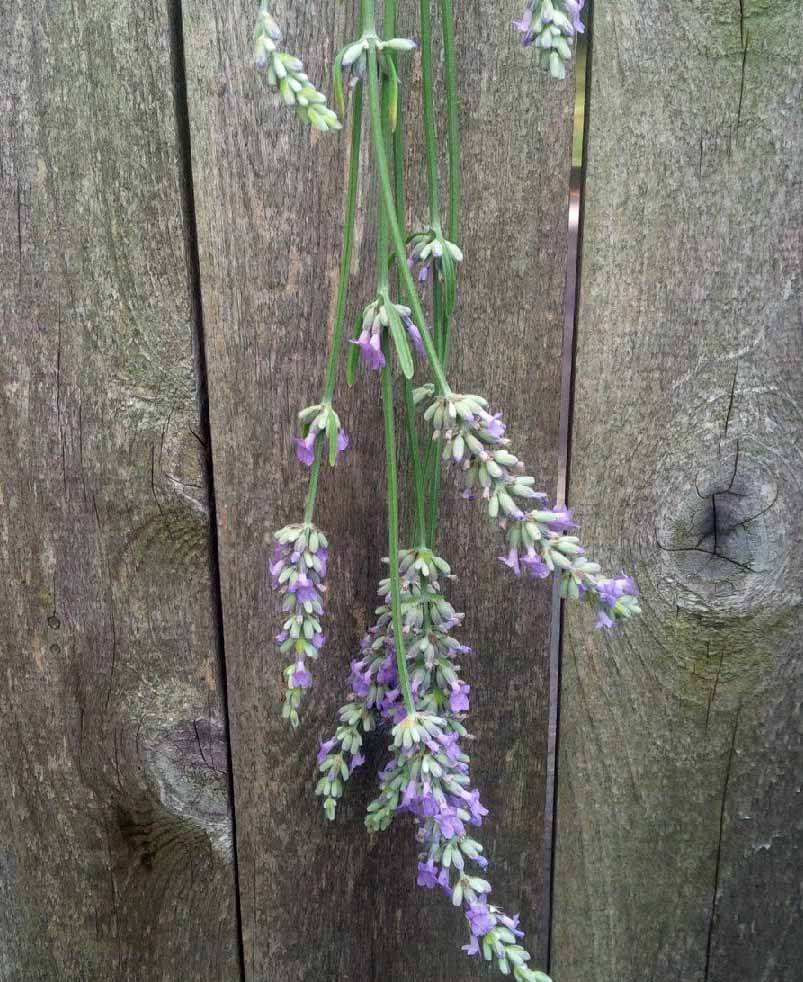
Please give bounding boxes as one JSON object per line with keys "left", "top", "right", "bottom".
{"left": 552, "top": 2, "right": 802, "bottom": 980}
{"left": 0, "top": 2, "right": 239, "bottom": 977}
{"left": 185, "top": 0, "right": 574, "bottom": 977}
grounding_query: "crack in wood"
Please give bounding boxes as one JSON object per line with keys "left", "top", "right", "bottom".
{"left": 724, "top": 362, "right": 739, "bottom": 436}
{"left": 703, "top": 711, "right": 740, "bottom": 981}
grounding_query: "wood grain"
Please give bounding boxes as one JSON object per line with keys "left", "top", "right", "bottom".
{"left": 184, "top": 0, "right": 574, "bottom": 977}
{"left": 552, "top": 2, "right": 803, "bottom": 980}
{"left": 0, "top": 1, "right": 239, "bottom": 977}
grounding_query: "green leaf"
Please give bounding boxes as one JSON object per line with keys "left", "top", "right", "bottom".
{"left": 326, "top": 412, "right": 338, "bottom": 466}
{"left": 333, "top": 44, "right": 347, "bottom": 120}
{"left": 385, "top": 57, "right": 399, "bottom": 133}
{"left": 346, "top": 310, "right": 363, "bottom": 386}
{"left": 440, "top": 240, "right": 457, "bottom": 315}
{"left": 385, "top": 301, "right": 414, "bottom": 380}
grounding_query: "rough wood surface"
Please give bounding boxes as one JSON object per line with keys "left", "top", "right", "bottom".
{"left": 552, "top": 2, "right": 803, "bottom": 980}
{"left": 0, "top": 2, "right": 239, "bottom": 977}
{"left": 184, "top": 0, "right": 574, "bottom": 977}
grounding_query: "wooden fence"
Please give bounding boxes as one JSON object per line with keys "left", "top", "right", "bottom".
{"left": 1, "top": 1, "right": 799, "bottom": 979}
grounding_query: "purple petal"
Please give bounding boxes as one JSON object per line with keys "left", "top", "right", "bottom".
{"left": 294, "top": 435, "right": 315, "bottom": 467}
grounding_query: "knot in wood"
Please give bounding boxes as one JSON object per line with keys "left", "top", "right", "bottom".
{"left": 658, "top": 445, "right": 781, "bottom": 616}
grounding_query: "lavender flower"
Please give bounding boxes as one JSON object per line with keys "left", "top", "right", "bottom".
{"left": 414, "top": 386, "right": 641, "bottom": 629}
{"left": 317, "top": 548, "right": 551, "bottom": 980}
{"left": 351, "top": 295, "right": 429, "bottom": 373}
{"left": 514, "top": 1, "right": 585, "bottom": 80}
{"left": 270, "top": 522, "right": 329, "bottom": 726}
{"left": 407, "top": 228, "right": 464, "bottom": 285}
{"left": 295, "top": 403, "right": 348, "bottom": 467}
{"left": 254, "top": 2, "right": 341, "bottom": 131}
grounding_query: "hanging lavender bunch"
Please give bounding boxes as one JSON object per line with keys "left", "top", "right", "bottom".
{"left": 514, "top": 0, "right": 585, "bottom": 79}
{"left": 253, "top": 0, "right": 632, "bottom": 975}
{"left": 317, "top": 551, "right": 550, "bottom": 981}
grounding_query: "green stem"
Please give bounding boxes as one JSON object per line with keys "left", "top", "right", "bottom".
{"left": 323, "top": 84, "right": 363, "bottom": 401}
{"left": 381, "top": 339, "right": 415, "bottom": 716}
{"left": 403, "top": 380, "right": 428, "bottom": 547}
{"left": 419, "top": 0, "right": 441, "bottom": 224}
{"left": 366, "top": 46, "right": 450, "bottom": 396}
{"left": 361, "top": 0, "right": 375, "bottom": 34}
{"left": 426, "top": 451, "right": 442, "bottom": 545}
{"left": 303, "top": 440, "right": 324, "bottom": 523}
{"left": 423, "top": 273, "right": 444, "bottom": 540}
{"left": 440, "top": 0, "right": 460, "bottom": 242}
{"left": 386, "top": 10, "right": 428, "bottom": 552}
{"left": 425, "top": 0, "right": 461, "bottom": 544}
{"left": 303, "top": 83, "right": 364, "bottom": 523}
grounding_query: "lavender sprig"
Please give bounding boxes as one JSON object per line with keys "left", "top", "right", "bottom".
{"left": 407, "top": 227, "right": 464, "bottom": 285}
{"left": 254, "top": 2, "right": 342, "bottom": 131}
{"left": 514, "top": 0, "right": 585, "bottom": 80}
{"left": 415, "top": 387, "right": 641, "bottom": 629}
{"left": 349, "top": 293, "right": 427, "bottom": 376}
{"left": 270, "top": 523, "right": 329, "bottom": 726}
{"left": 295, "top": 402, "right": 349, "bottom": 467}
{"left": 318, "top": 549, "right": 551, "bottom": 980}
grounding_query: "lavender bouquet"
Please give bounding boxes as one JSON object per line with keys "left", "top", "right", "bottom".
{"left": 257, "top": 1, "right": 638, "bottom": 977}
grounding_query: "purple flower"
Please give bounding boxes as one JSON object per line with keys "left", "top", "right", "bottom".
{"left": 513, "top": 7, "right": 534, "bottom": 46}
{"left": 438, "top": 731, "right": 462, "bottom": 761}
{"left": 434, "top": 806, "right": 465, "bottom": 839}
{"left": 450, "top": 681, "right": 470, "bottom": 713}
{"left": 483, "top": 412, "right": 506, "bottom": 440}
{"left": 548, "top": 503, "right": 576, "bottom": 531}
{"left": 597, "top": 573, "right": 638, "bottom": 609}
{"left": 337, "top": 428, "right": 349, "bottom": 455}
{"left": 380, "top": 687, "right": 400, "bottom": 711}
{"left": 464, "top": 789, "right": 489, "bottom": 825}
{"left": 294, "top": 434, "right": 315, "bottom": 466}
{"left": 376, "top": 655, "right": 396, "bottom": 685}
{"left": 289, "top": 574, "right": 319, "bottom": 605}
{"left": 566, "top": 0, "right": 586, "bottom": 34}
{"left": 290, "top": 661, "right": 312, "bottom": 689}
{"left": 317, "top": 736, "right": 337, "bottom": 764}
{"left": 349, "top": 751, "right": 365, "bottom": 773}
{"left": 350, "top": 331, "right": 385, "bottom": 371}
{"left": 417, "top": 860, "right": 439, "bottom": 888}
{"left": 466, "top": 902, "right": 496, "bottom": 937}
{"left": 403, "top": 315, "right": 425, "bottom": 355}
{"left": 497, "top": 912, "right": 524, "bottom": 938}
{"left": 349, "top": 659, "right": 373, "bottom": 697}
{"left": 499, "top": 547, "right": 521, "bottom": 576}
{"left": 521, "top": 550, "right": 550, "bottom": 578}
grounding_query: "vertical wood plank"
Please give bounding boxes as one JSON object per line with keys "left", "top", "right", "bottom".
{"left": 553, "top": 2, "right": 802, "bottom": 979}
{"left": 0, "top": 2, "right": 239, "bottom": 977}
{"left": 185, "top": 0, "right": 575, "bottom": 977}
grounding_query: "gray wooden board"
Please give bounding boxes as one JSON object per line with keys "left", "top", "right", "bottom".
{"left": 0, "top": 1, "right": 239, "bottom": 977}
{"left": 185, "top": 0, "right": 574, "bottom": 977}
{"left": 553, "top": 2, "right": 803, "bottom": 980}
